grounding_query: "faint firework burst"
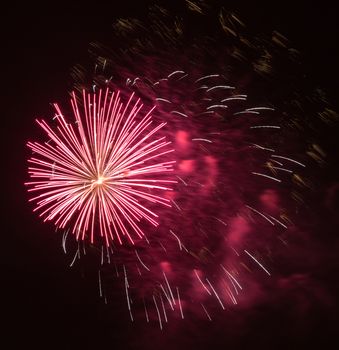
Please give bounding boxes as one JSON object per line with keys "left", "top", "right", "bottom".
{"left": 26, "top": 90, "right": 176, "bottom": 246}
{"left": 26, "top": 1, "right": 336, "bottom": 330}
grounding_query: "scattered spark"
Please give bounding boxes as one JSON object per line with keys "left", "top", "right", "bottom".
{"left": 206, "top": 278, "right": 225, "bottom": 310}
{"left": 195, "top": 74, "right": 220, "bottom": 83}
{"left": 220, "top": 265, "right": 243, "bottom": 291}
{"left": 98, "top": 270, "right": 103, "bottom": 297}
{"left": 170, "top": 110, "right": 189, "bottom": 118}
{"left": 194, "top": 269, "right": 212, "bottom": 295}
{"left": 201, "top": 303, "right": 212, "bottom": 321}
{"left": 251, "top": 172, "right": 282, "bottom": 183}
{"left": 69, "top": 247, "right": 79, "bottom": 267}
{"left": 195, "top": 85, "right": 209, "bottom": 91}
{"left": 268, "top": 215, "right": 288, "bottom": 229}
{"left": 271, "top": 155, "right": 306, "bottom": 167}
{"left": 153, "top": 295, "right": 163, "bottom": 330}
{"left": 167, "top": 70, "right": 186, "bottom": 78}
{"left": 192, "top": 138, "right": 213, "bottom": 143}
{"left": 171, "top": 200, "right": 182, "bottom": 212}
{"left": 160, "top": 284, "right": 174, "bottom": 310}
{"left": 246, "top": 107, "right": 275, "bottom": 112}
{"left": 234, "top": 110, "right": 260, "bottom": 115}
{"left": 246, "top": 205, "right": 275, "bottom": 225}
{"left": 101, "top": 246, "right": 104, "bottom": 265}
{"left": 176, "top": 287, "right": 184, "bottom": 319}
{"left": 206, "top": 85, "right": 235, "bottom": 92}
{"left": 270, "top": 159, "right": 283, "bottom": 166}
{"left": 143, "top": 298, "right": 150, "bottom": 323}
{"left": 221, "top": 96, "right": 247, "bottom": 102}
{"left": 270, "top": 166, "right": 293, "bottom": 174}
{"left": 250, "top": 125, "right": 281, "bottom": 129}
{"left": 124, "top": 266, "right": 134, "bottom": 321}
{"left": 214, "top": 217, "right": 228, "bottom": 227}
{"left": 176, "top": 176, "right": 188, "bottom": 186}
{"left": 62, "top": 229, "right": 69, "bottom": 254}
{"left": 135, "top": 250, "right": 150, "bottom": 271}
{"left": 156, "top": 97, "right": 172, "bottom": 103}
{"left": 170, "top": 230, "right": 188, "bottom": 252}
{"left": 160, "top": 294, "right": 168, "bottom": 323}
{"left": 244, "top": 250, "right": 271, "bottom": 276}
{"left": 206, "top": 104, "right": 228, "bottom": 110}
{"left": 249, "top": 143, "right": 275, "bottom": 152}
{"left": 163, "top": 271, "right": 176, "bottom": 305}
{"left": 224, "top": 281, "right": 238, "bottom": 305}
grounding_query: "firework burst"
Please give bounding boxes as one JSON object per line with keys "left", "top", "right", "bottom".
{"left": 24, "top": 1, "right": 335, "bottom": 332}
{"left": 26, "top": 89, "right": 175, "bottom": 246}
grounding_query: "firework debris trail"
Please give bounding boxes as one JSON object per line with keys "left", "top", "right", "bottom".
{"left": 26, "top": 1, "right": 337, "bottom": 329}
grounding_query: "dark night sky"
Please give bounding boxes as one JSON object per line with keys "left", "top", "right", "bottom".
{"left": 2, "top": 1, "right": 339, "bottom": 349}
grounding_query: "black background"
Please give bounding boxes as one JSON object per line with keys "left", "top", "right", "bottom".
{"left": 2, "top": 1, "right": 339, "bottom": 349}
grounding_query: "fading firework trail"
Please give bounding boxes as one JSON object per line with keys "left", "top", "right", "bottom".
{"left": 26, "top": 89, "right": 175, "bottom": 246}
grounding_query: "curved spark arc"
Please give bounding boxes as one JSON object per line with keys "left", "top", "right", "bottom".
{"left": 26, "top": 89, "right": 176, "bottom": 246}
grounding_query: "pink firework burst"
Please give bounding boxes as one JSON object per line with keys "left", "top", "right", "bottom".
{"left": 26, "top": 89, "right": 176, "bottom": 246}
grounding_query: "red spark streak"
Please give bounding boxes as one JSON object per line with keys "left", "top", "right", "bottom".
{"left": 26, "top": 89, "right": 176, "bottom": 246}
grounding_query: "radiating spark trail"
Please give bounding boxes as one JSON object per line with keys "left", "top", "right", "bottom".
{"left": 26, "top": 89, "right": 176, "bottom": 247}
